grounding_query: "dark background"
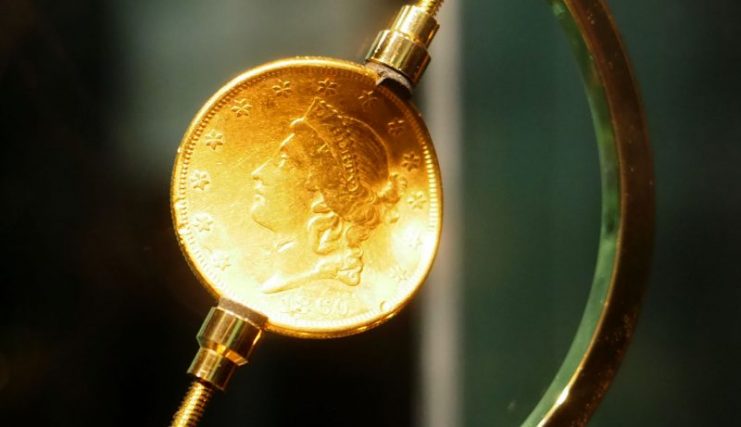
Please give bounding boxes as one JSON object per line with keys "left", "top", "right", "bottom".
{"left": 1, "top": 0, "right": 739, "bottom": 426}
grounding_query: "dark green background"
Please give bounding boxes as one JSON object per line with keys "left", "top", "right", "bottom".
{"left": 463, "top": 2, "right": 741, "bottom": 425}
{"left": 1, "top": 1, "right": 738, "bottom": 425}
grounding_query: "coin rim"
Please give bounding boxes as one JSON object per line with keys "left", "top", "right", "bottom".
{"left": 171, "top": 57, "right": 443, "bottom": 338}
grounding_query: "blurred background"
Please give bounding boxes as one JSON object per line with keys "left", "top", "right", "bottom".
{"left": 1, "top": 0, "right": 739, "bottom": 426}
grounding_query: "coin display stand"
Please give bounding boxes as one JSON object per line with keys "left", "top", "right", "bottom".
{"left": 170, "top": 1, "right": 445, "bottom": 425}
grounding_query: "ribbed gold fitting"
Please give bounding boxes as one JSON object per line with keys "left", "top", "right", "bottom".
{"left": 365, "top": 4, "right": 440, "bottom": 87}
{"left": 187, "top": 306, "right": 263, "bottom": 391}
{"left": 171, "top": 380, "right": 215, "bottom": 427}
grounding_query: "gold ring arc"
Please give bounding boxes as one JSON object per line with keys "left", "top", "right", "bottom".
{"left": 524, "top": 0, "right": 654, "bottom": 425}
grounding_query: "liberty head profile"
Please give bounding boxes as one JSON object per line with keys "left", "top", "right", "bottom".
{"left": 250, "top": 98, "right": 404, "bottom": 294}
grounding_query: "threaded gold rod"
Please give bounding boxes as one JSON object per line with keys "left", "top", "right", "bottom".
{"left": 171, "top": 380, "right": 215, "bottom": 427}
{"left": 417, "top": 0, "right": 444, "bottom": 16}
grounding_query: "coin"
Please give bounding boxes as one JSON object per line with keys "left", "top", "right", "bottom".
{"left": 172, "top": 57, "right": 442, "bottom": 338}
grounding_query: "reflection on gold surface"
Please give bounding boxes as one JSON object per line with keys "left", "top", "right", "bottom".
{"left": 249, "top": 98, "right": 404, "bottom": 294}
{"left": 171, "top": 58, "right": 442, "bottom": 338}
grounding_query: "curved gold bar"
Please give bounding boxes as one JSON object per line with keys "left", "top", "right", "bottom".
{"left": 525, "top": 0, "right": 654, "bottom": 425}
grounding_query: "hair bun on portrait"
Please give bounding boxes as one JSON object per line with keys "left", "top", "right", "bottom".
{"left": 378, "top": 173, "right": 406, "bottom": 224}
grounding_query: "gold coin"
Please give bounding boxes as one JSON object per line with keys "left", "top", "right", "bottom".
{"left": 171, "top": 57, "right": 441, "bottom": 338}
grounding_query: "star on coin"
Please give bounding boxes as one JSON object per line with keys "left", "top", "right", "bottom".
{"left": 272, "top": 79, "right": 293, "bottom": 97}
{"left": 387, "top": 119, "right": 406, "bottom": 136}
{"left": 211, "top": 252, "right": 231, "bottom": 271}
{"left": 408, "top": 234, "right": 424, "bottom": 250}
{"left": 191, "top": 213, "right": 214, "bottom": 233}
{"left": 358, "top": 90, "right": 379, "bottom": 111}
{"left": 317, "top": 78, "right": 338, "bottom": 95}
{"left": 204, "top": 129, "right": 224, "bottom": 151}
{"left": 190, "top": 170, "right": 211, "bottom": 191}
{"left": 406, "top": 191, "right": 427, "bottom": 210}
{"left": 391, "top": 266, "right": 409, "bottom": 284}
{"left": 401, "top": 151, "right": 421, "bottom": 172}
{"left": 230, "top": 98, "right": 252, "bottom": 117}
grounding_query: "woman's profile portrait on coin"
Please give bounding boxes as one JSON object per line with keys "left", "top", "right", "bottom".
{"left": 250, "top": 98, "right": 404, "bottom": 294}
